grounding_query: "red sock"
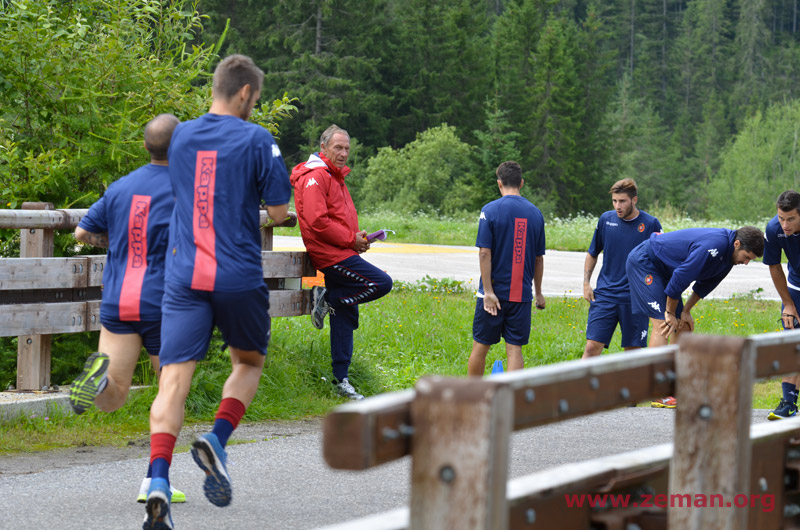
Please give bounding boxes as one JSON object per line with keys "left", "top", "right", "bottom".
{"left": 149, "top": 432, "right": 177, "bottom": 467}
{"left": 215, "top": 397, "right": 246, "bottom": 430}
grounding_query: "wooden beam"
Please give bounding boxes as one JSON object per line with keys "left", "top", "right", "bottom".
{"left": 262, "top": 251, "right": 316, "bottom": 278}
{"left": 409, "top": 376, "right": 512, "bottom": 529}
{"left": 2, "top": 302, "right": 92, "bottom": 336}
{"left": 669, "top": 334, "right": 754, "bottom": 530}
{"left": 269, "top": 289, "right": 311, "bottom": 317}
{"left": 0, "top": 257, "right": 90, "bottom": 290}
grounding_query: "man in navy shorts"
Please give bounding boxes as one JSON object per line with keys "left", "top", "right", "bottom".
{"left": 764, "top": 190, "right": 800, "bottom": 420}
{"left": 625, "top": 225, "right": 764, "bottom": 408}
{"left": 143, "top": 55, "right": 291, "bottom": 529}
{"left": 291, "top": 124, "right": 392, "bottom": 400}
{"left": 70, "top": 113, "right": 186, "bottom": 504}
{"left": 582, "top": 178, "right": 661, "bottom": 359}
{"left": 467, "top": 161, "right": 546, "bottom": 376}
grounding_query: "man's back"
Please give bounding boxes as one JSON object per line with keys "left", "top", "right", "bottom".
{"left": 476, "top": 195, "right": 545, "bottom": 302}
{"left": 166, "top": 113, "right": 290, "bottom": 292}
{"left": 79, "top": 164, "right": 173, "bottom": 321}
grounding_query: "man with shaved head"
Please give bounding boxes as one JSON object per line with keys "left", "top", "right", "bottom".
{"left": 71, "top": 113, "right": 186, "bottom": 504}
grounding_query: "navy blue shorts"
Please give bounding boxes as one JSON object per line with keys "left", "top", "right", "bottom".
{"left": 100, "top": 318, "right": 161, "bottom": 356}
{"left": 472, "top": 298, "right": 532, "bottom": 346}
{"left": 585, "top": 298, "right": 649, "bottom": 348}
{"left": 159, "top": 283, "right": 271, "bottom": 366}
{"left": 626, "top": 242, "right": 684, "bottom": 320}
{"left": 782, "top": 287, "right": 800, "bottom": 329}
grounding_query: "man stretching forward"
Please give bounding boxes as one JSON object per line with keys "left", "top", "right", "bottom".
{"left": 582, "top": 179, "right": 662, "bottom": 358}
{"left": 71, "top": 114, "right": 186, "bottom": 504}
{"left": 291, "top": 125, "right": 392, "bottom": 400}
{"left": 765, "top": 190, "right": 800, "bottom": 420}
{"left": 143, "top": 55, "right": 291, "bottom": 529}
{"left": 625, "top": 226, "right": 764, "bottom": 408}
{"left": 468, "top": 161, "right": 545, "bottom": 375}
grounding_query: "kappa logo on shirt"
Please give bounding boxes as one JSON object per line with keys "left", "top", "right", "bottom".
{"left": 305, "top": 178, "right": 319, "bottom": 188}
{"left": 648, "top": 301, "right": 661, "bottom": 312}
{"left": 479, "top": 211, "right": 487, "bottom": 220}
{"left": 641, "top": 330, "right": 648, "bottom": 340}
{"left": 272, "top": 144, "right": 281, "bottom": 158}
{"left": 605, "top": 221, "right": 619, "bottom": 227}
{"left": 708, "top": 248, "right": 719, "bottom": 257}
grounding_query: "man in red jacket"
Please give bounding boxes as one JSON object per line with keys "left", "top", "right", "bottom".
{"left": 291, "top": 124, "right": 393, "bottom": 400}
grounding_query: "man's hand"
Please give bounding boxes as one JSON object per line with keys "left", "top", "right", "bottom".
{"left": 483, "top": 292, "right": 501, "bottom": 316}
{"left": 782, "top": 308, "right": 800, "bottom": 329}
{"left": 678, "top": 311, "right": 695, "bottom": 333}
{"left": 659, "top": 311, "right": 679, "bottom": 338}
{"left": 535, "top": 293, "right": 546, "bottom": 310}
{"left": 582, "top": 283, "right": 594, "bottom": 303}
{"left": 352, "top": 230, "right": 370, "bottom": 253}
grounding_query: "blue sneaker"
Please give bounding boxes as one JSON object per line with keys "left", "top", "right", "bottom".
{"left": 142, "top": 477, "right": 173, "bottom": 529}
{"left": 191, "top": 433, "right": 232, "bottom": 507}
{"left": 768, "top": 399, "right": 798, "bottom": 421}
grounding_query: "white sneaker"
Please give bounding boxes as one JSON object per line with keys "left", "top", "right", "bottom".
{"left": 137, "top": 477, "right": 186, "bottom": 503}
{"left": 336, "top": 378, "right": 364, "bottom": 400}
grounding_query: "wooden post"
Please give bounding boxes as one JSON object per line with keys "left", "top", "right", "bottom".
{"left": 17, "top": 202, "right": 55, "bottom": 391}
{"left": 409, "top": 376, "right": 512, "bottom": 529}
{"left": 668, "top": 334, "right": 754, "bottom": 530}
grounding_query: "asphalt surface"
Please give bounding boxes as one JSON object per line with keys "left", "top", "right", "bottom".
{"left": 0, "top": 408, "right": 774, "bottom": 529}
{"left": 0, "top": 237, "right": 785, "bottom": 529}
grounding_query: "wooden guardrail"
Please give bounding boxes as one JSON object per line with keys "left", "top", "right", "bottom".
{"left": 0, "top": 203, "right": 314, "bottom": 391}
{"left": 321, "top": 330, "right": 800, "bottom": 530}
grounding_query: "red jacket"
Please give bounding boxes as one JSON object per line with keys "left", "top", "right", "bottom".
{"left": 290, "top": 153, "right": 359, "bottom": 270}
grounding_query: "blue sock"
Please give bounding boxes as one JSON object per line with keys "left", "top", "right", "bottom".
{"left": 211, "top": 418, "right": 235, "bottom": 448}
{"left": 151, "top": 458, "right": 170, "bottom": 486}
{"left": 146, "top": 463, "right": 152, "bottom": 479}
{"left": 782, "top": 382, "right": 798, "bottom": 402}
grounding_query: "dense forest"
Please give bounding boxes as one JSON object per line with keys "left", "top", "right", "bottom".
{"left": 4, "top": 0, "right": 800, "bottom": 222}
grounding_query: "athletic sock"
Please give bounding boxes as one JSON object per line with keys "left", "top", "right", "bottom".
{"left": 212, "top": 397, "right": 246, "bottom": 447}
{"left": 149, "top": 432, "right": 177, "bottom": 484}
{"left": 782, "top": 382, "right": 798, "bottom": 403}
{"left": 146, "top": 463, "right": 152, "bottom": 479}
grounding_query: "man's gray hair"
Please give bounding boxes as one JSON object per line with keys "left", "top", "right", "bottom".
{"left": 320, "top": 124, "right": 350, "bottom": 146}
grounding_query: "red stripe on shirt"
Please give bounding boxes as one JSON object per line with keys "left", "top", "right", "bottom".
{"left": 191, "top": 151, "right": 217, "bottom": 291}
{"left": 509, "top": 218, "right": 527, "bottom": 302}
{"left": 119, "top": 195, "right": 151, "bottom": 320}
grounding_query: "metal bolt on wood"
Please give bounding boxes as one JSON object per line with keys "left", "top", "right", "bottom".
{"left": 590, "top": 377, "right": 599, "bottom": 390}
{"left": 559, "top": 399, "right": 569, "bottom": 414}
{"left": 698, "top": 404, "right": 712, "bottom": 420}
{"left": 773, "top": 360, "right": 780, "bottom": 371}
{"left": 439, "top": 465, "right": 455, "bottom": 483}
{"left": 759, "top": 477, "right": 768, "bottom": 492}
{"left": 525, "top": 389, "right": 535, "bottom": 402}
{"left": 525, "top": 508, "right": 536, "bottom": 524}
{"left": 655, "top": 371, "right": 665, "bottom": 383}
{"left": 620, "top": 387, "right": 630, "bottom": 400}
{"left": 666, "top": 369, "right": 676, "bottom": 382}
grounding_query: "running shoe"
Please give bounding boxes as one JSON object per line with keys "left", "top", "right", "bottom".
{"left": 191, "top": 433, "right": 232, "bottom": 507}
{"left": 768, "top": 399, "right": 798, "bottom": 421}
{"left": 311, "top": 286, "right": 331, "bottom": 329}
{"left": 336, "top": 378, "right": 364, "bottom": 401}
{"left": 137, "top": 477, "right": 186, "bottom": 504}
{"left": 650, "top": 396, "right": 677, "bottom": 409}
{"left": 69, "top": 352, "right": 109, "bottom": 414}
{"left": 142, "top": 477, "right": 173, "bottom": 529}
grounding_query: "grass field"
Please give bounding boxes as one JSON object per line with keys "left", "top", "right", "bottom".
{"left": 0, "top": 277, "right": 788, "bottom": 453}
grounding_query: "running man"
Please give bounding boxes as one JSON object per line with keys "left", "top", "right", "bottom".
{"left": 291, "top": 124, "right": 392, "bottom": 400}
{"left": 467, "top": 161, "right": 546, "bottom": 376}
{"left": 143, "top": 55, "right": 291, "bottom": 529}
{"left": 582, "top": 179, "right": 661, "bottom": 359}
{"left": 625, "top": 226, "right": 764, "bottom": 408}
{"left": 70, "top": 113, "right": 186, "bottom": 505}
{"left": 765, "top": 190, "right": 800, "bottom": 420}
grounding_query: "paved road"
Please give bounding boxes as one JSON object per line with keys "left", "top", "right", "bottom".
{"left": 276, "top": 236, "right": 782, "bottom": 300}
{"left": 0, "top": 408, "right": 774, "bottom": 529}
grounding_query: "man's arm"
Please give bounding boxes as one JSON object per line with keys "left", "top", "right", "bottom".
{"left": 582, "top": 253, "right": 598, "bottom": 302}
{"left": 770, "top": 263, "right": 799, "bottom": 328}
{"left": 74, "top": 226, "right": 108, "bottom": 248}
{"left": 478, "top": 247, "right": 500, "bottom": 316}
{"left": 266, "top": 204, "right": 289, "bottom": 224}
{"left": 534, "top": 254, "right": 545, "bottom": 310}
